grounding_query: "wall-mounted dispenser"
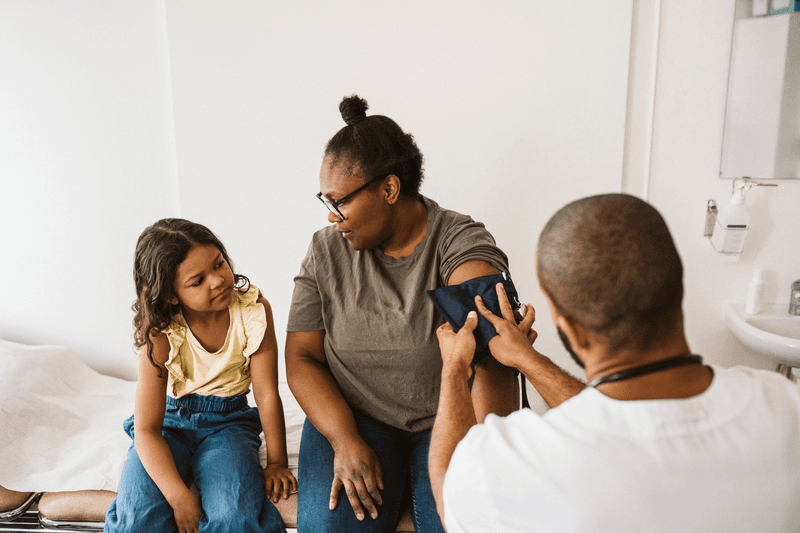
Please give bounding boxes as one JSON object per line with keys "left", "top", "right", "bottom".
{"left": 706, "top": 177, "right": 777, "bottom": 261}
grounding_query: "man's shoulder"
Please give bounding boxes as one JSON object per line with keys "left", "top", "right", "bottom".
{"left": 713, "top": 364, "right": 800, "bottom": 406}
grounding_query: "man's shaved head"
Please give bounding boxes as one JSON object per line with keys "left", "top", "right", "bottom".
{"left": 537, "top": 194, "right": 683, "bottom": 351}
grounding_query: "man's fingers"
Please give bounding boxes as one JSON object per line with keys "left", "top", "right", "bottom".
{"left": 474, "top": 295, "right": 502, "bottom": 326}
{"left": 519, "top": 303, "right": 536, "bottom": 331}
{"left": 494, "top": 283, "right": 517, "bottom": 322}
{"left": 460, "top": 310, "right": 478, "bottom": 333}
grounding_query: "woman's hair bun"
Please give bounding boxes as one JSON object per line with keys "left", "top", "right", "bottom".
{"left": 339, "top": 94, "right": 369, "bottom": 126}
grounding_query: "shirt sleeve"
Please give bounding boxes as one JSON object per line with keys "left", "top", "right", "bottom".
{"left": 442, "top": 426, "right": 500, "bottom": 532}
{"left": 286, "top": 239, "right": 325, "bottom": 332}
{"left": 438, "top": 214, "right": 509, "bottom": 286}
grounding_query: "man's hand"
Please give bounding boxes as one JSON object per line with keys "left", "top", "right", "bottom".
{"left": 330, "top": 437, "right": 384, "bottom": 521}
{"left": 475, "top": 283, "right": 539, "bottom": 369}
{"left": 436, "top": 310, "right": 479, "bottom": 377}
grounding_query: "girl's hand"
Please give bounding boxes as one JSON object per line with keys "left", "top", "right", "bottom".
{"left": 170, "top": 490, "right": 202, "bottom": 533}
{"left": 263, "top": 464, "right": 297, "bottom": 504}
{"left": 330, "top": 437, "right": 383, "bottom": 521}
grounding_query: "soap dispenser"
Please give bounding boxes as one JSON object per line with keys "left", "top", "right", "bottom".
{"left": 706, "top": 178, "right": 778, "bottom": 261}
{"left": 710, "top": 180, "right": 751, "bottom": 261}
{"left": 746, "top": 268, "right": 764, "bottom": 315}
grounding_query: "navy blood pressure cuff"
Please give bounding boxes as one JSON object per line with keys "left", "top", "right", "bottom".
{"left": 427, "top": 271, "right": 522, "bottom": 366}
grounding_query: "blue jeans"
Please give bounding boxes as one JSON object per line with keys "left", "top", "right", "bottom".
{"left": 104, "top": 394, "right": 285, "bottom": 533}
{"left": 297, "top": 412, "right": 445, "bottom": 533}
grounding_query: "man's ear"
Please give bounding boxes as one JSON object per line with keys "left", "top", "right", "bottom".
{"left": 554, "top": 314, "right": 591, "bottom": 351}
{"left": 543, "top": 291, "right": 592, "bottom": 351}
{"left": 383, "top": 175, "right": 401, "bottom": 205}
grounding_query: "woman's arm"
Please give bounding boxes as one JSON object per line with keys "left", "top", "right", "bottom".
{"left": 250, "top": 297, "right": 297, "bottom": 503}
{"left": 447, "top": 260, "right": 519, "bottom": 420}
{"left": 133, "top": 335, "right": 202, "bottom": 533}
{"left": 285, "top": 330, "right": 384, "bottom": 521}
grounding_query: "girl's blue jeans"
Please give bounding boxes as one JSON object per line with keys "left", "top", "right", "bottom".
{"left": 104, "top": 393, "right": 285, "bottom": 533}
{"left": 297, "top": 411, "right": 445, "bottom": 533}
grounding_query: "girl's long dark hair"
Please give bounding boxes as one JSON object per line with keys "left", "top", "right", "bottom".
{"left": 132, "top": 218, "right": 249, "bottom": 375}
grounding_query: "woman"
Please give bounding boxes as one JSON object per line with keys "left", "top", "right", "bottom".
{"left": 286, "top": 95, "right": 518, "bottom": 533}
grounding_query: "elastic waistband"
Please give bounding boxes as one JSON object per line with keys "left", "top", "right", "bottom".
{"left": 166, "top": 393, "right": 249, "bottom": 413}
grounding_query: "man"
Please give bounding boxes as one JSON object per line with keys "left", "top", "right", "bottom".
{"left": 429, "top": 193, "right": 800, "bottom": 532}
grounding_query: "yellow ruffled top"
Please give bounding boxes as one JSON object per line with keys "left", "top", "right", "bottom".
{"left": 163, "top": 285, "right": 267, "bottom": 398}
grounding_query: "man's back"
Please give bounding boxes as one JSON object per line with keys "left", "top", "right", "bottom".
{"left": 443, "top": 366, "right": 800, "bottom": 533}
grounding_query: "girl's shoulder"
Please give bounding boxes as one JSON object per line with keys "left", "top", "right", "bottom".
{"left": 160, "top": 312, "right": 187, "bottom": 338}
{"left": 233, "top": 284, "right": 264, "bottom": 309}
{"left": 234, "top": 284, "right": 269, "bottom": 358}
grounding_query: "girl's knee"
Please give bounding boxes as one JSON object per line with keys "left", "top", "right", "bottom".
{"left": 202, "top": 498, "right": 284, "bottom": 533}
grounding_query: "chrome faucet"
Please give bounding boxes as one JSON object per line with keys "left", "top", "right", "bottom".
{"left": 790, "top": 280, "right": 800, "bottom": 316}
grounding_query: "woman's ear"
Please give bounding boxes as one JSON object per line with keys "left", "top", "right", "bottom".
{"left": 383, "top": 175, "right": 401, "bottom": 205}
{"left": 169, "top": 295, "right": 179, "bottom": 306}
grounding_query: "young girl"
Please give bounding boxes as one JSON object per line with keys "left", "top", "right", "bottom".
{"left": 104, "top": 218, "right": 296, "bottom": 533}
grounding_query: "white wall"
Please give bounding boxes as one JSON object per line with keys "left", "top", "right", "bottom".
{"left": 647, "top": 0, "right": 800, "bottom": 371}
{"left": 2, "top": 0, "right": 795, "bottom": 384}
{"left": 0, "top": 1, "right": 180, "bottom": 378}
{"left": 162, "top": 1, "right": 632, "bottom": 382}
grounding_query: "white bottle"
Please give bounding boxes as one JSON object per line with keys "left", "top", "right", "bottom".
{"left": 710, "top": 181, "right": 751, "bottom": 262}
{"left": 746, "top": 268, "right": 764, "bottom": 315}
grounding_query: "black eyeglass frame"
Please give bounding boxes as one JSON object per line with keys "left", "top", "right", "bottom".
{"left": 316, "top": 176, "right": 385, "bottom": 221}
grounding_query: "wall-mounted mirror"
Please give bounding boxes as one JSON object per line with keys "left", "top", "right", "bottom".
{"left": 720, "top": 9, "right": 800, "bottom": 180}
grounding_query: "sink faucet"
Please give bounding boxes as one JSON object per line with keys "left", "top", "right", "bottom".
{"left": 791, "top": 280, "right": 800, "bottom": 316}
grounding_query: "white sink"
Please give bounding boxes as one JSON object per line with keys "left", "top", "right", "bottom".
{"left": 726, "top": 304, "right": 800, "bottom": 366}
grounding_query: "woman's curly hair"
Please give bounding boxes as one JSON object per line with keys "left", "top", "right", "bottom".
{"left": 324, "top": 94, "right": 425, "bottom": 197}
{"left": 132, "top": 218, "right": 249, "bottom": 375}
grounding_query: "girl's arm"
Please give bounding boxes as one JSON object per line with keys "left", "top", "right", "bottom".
{"left": 250, "top": 296, "right": 297, "bottom": 504}
{"left": 134, "top": 334, "right": 202, "bottom": 532}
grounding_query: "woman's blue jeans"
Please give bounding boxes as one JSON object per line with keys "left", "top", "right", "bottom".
{"left": 104, "top": 393, "right": 285, "bottom": 533}
{"left": 297, "top": 411, "right": 445, "bottom": 533}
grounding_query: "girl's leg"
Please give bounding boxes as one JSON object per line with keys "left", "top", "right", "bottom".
{"left": 408, "top": 428, "right": 446, "bottom": 533}
{"left": 190, "top": 407, "right": 285, "bottom": 533}
{"left": 297, "top": 413, "right": 406, "bottom": 533}
{"left": 104, "top": 416, "right": 193, "bottom": 533}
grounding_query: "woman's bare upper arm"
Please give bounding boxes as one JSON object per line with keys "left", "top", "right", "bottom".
{"left": 285, "top": 329, "right": 326, "bottom": 366}
{"left": 447, "top": 259, "right": 500, "bottom": 286}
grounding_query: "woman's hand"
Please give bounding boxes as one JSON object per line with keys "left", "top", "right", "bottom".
{"left": 475, "top": 283, "right": 539, "bottom": 369}
{"left": 436, "top": 311, "right": 479, "bottom": 378}
{"left": 263, "top": 464, "right": 297, "bottom": 504}
{"left": 330, "top": 437, "right": 384, "bottom": 521}
{"left": 170, "top": 489, "right": 202, "bottom": 533}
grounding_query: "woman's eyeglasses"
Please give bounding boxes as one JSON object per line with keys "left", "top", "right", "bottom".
{"left": 316, "top": 176, "right": 383, "bottom": 221}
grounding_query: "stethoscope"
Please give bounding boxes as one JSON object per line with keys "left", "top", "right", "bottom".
{"left": 587, "top": 353, "right": 704, "bottom": 388}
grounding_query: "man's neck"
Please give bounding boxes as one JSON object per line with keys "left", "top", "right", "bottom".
{"left": 583, "top": 337, "right": 713, "bottom": 401}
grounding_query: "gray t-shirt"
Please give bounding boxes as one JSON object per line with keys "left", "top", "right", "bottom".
{"left": 287, "top": 196, "right": 509, "bottom": 431}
